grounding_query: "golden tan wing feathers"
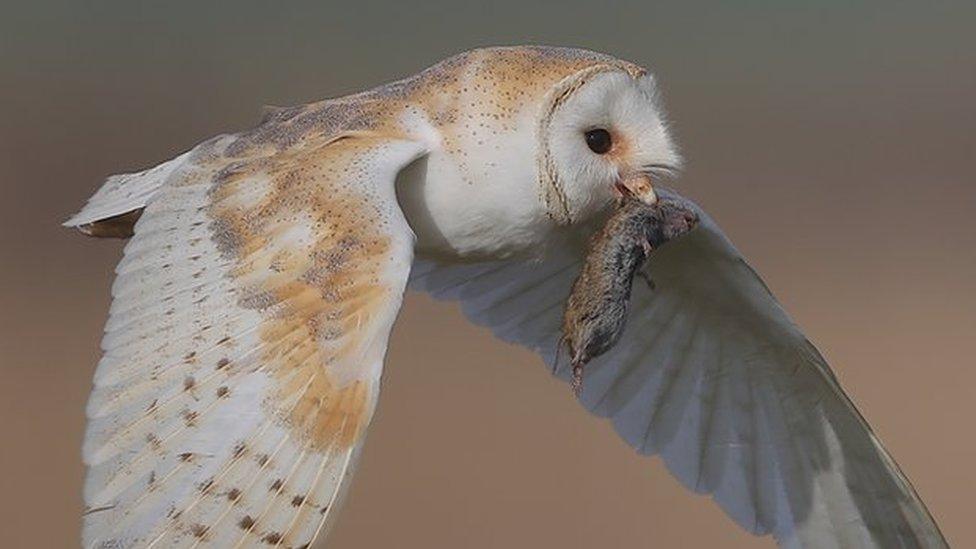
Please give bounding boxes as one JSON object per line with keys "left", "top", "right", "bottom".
{"left": 207, "top": 136, "right": 412, "bottom": 451}
{"left": 79, "top": 130, "right": 427, "bottom": 548}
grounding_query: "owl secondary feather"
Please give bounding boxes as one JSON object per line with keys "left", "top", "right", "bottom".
{"left": 561, "top": 195, "right": 698, "bottom": 395}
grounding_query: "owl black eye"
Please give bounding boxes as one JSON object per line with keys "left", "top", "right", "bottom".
{"left": 584, "top": 128, "right": 613, "bottom": 154}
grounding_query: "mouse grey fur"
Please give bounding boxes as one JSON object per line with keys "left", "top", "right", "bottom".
{"left": 560, "top": 196, "right": 699, "bottom": 396}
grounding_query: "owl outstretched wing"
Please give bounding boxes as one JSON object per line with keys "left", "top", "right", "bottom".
{"left": 410, "top": 188, "right": 947, "bottom": 548}
{"left": 67, "top": 131, "right": 427, "bottom": 548}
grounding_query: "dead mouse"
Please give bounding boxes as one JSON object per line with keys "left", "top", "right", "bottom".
{"left": 558, "top": 196, "right": 699, "bottom": 396}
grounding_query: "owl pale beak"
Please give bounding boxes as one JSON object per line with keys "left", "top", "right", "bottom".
{"left": 615, "top": 173, "right": 657, "bottom": 205}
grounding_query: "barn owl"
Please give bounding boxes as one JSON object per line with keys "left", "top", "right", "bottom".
{"left": 66, "top": 46, "right": 947, "bottom": 548}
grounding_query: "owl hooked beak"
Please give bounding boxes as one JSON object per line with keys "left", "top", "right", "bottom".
{"left": 615, "top": 173, "right": 657, "bottom": 205}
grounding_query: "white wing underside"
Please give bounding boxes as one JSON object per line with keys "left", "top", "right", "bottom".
{"left": 409, "top": 189, "right": 946, "bottom": 548}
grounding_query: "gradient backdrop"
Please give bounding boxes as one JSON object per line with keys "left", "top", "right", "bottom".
{"left": 2, "top": 1, "right": 974, "bottom": 547}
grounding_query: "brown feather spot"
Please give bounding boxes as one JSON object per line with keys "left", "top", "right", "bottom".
{"left": 199, "top": 478, "right": 214, "bottom": 494}
{"left": 291, "top": 494, "right": 306, "bottom": 507}
{"left": 269, "top": 478, "right": 284, "bottom": 492}
{"left": 145, "top": 433, "right": 162, "bottom": 451}
{"left": 178, "top": 452, "right": 194, "bottom": 462}
{"left": 183, "top": 376, "right": 196, "bottom": 391}
{"left": 182, "top": 410, "right": 199, "bottom": 426}
{"left": 216, "top": 357, "right": 231, "bottom": 370}
{"left": 227, "top": 488, "right": 241, "bottom": 502}
{"left": 238, "top": 515, "right": 255, "bottom": 530}
{"left": 233, "top": 442, "right": 247, "bottom": 458}
{"left": 257, "top": 453, "right": 269, "bottom": 466}
{"left": 189, "top": 523, "right": 207, "bottom": 538}
{"left": 216, "top": 386, "right": 230, "bottom": 398}
{"left": 262, "top": 532, "right": 282, "bottom": 544}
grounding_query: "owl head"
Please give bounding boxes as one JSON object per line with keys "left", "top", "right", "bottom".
{"left": 538, "top": 65, "right": 682, "bottom": 224}
{"left": 398, "top": 46, "right": 682, "bottom": 257}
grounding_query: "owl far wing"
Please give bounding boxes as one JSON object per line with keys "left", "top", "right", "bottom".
{"left": 409, "top": 189, "right": 947, "bottom": 548}
{"left": 71, "top": 133, "right": 427, "bottom": 548}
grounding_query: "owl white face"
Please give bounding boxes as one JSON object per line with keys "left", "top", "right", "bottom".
{"left": 543, "top": 71, "right": 681, "bottom": 223}
{"left": 398, "top": 49, "right": 681, "bottom": 260}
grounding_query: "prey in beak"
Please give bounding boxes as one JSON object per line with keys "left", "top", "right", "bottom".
{"left": 557, "top": 191, "right": 699, "bottom": 397}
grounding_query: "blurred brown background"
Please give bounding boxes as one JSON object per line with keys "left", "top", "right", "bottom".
{"left": 1, "top": 1, "right": 974, "bottom": 547}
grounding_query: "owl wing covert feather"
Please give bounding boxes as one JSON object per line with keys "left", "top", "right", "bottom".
{"left": 409, "top": 189, "right": 947, "bottom": 548}
{"left": 70, "top": 132, "right": 427, "bottom": 548}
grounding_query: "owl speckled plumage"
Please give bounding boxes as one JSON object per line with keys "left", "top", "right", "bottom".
{"left": 67, "top": 46, "right": 946, "bottom": 548}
